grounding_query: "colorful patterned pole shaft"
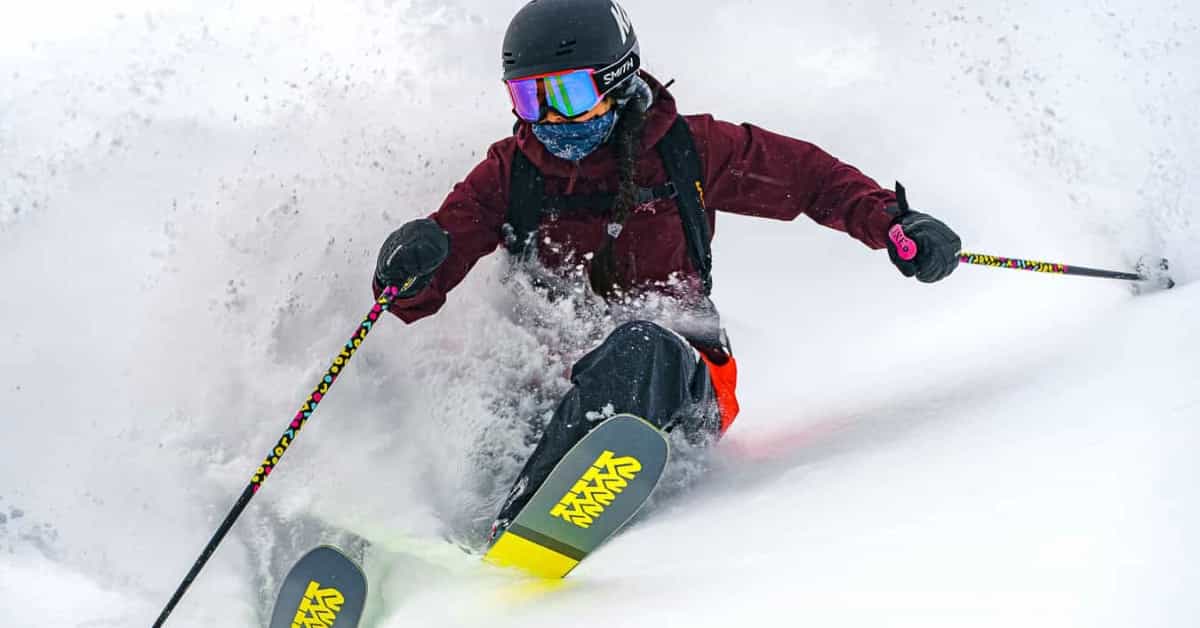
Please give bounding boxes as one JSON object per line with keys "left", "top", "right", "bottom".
{"left": 959, "top": 251, "right": 1144, "bottom": 282}
{"left": 153, "top": 282, "right": 408, "bottom": 628}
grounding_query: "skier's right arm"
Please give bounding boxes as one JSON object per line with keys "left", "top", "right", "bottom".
{"left": 373, "top": 142, "right": 511, "bottom": 323}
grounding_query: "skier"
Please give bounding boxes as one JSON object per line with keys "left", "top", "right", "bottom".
{"left": 372, "top": 0, "right": 962, "bottom": 541}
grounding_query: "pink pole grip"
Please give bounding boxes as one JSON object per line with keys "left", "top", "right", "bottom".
{"left": 889, "top": 224, "right": 918, "bottom": 261}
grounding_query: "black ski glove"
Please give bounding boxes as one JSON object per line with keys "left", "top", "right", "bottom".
{"left": 886, "top": 183, "right": 962, "bottom": 283}
{"left": 375, "top": 218, "right": 450, "bottom": 298}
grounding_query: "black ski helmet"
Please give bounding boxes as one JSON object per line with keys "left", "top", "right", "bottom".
{"left": 502, "top": 0, "right": 641, "bottom": 95}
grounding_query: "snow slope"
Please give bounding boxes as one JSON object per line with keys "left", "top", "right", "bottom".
{"left": 1, "top": 1, "right": 1197, "bottom": 627}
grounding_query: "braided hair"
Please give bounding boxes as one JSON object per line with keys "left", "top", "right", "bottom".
{"left": 588, "top": 76, "right": 652, "bottom": 297}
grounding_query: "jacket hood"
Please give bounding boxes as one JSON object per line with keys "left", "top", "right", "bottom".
{"left": 513, "top": 72, "right": 679, "bottom": 179}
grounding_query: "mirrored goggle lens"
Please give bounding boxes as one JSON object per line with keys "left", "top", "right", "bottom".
{"left": 507, "top": 79, "right": 541, "bottom": 122}
{"left": 506, "top": 69, "right": 601, "bottom": 122}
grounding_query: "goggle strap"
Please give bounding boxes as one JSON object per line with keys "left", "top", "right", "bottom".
{"left": 593, "top": 47, "right": 641, "bottom": 95}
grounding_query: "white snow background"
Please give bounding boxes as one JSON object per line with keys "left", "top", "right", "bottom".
{"left": 1, "top": 1, "right": 1198, "bottom": 626}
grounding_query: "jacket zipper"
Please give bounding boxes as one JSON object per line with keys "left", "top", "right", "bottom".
{"left": 565, "top": 162, "right": 581, "bottom": 195}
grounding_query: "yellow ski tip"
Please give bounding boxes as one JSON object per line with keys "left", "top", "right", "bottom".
{"left": 484, "top": 531, "right": 580, "bottom": 579}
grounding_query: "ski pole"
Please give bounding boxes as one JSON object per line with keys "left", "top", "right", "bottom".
{"left": 152, "top": 280, "right": 412, "bottom": 628}
{"left": 959, "top": 251, "right": 1175, "bottom": 288}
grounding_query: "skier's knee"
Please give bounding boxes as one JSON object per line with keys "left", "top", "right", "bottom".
{"left": 569, "top": 320, "right": 695, "bottom": 400}
{"left": 601, "top": 320, "right": 686, "bottom": 357}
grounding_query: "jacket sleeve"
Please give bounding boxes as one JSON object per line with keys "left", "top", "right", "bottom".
{"left": 687, "top": 115, "right": 897, "bottom": 250}
{"left": 375, "top": 142, "right": 511, "bottom": 323}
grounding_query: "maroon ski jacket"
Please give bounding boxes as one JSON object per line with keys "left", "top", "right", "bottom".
{"left": 382, "top": 74, "right": 897, "bottom": 323}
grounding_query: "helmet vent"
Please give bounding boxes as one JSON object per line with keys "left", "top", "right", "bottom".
{"left": 556, "top": 39, "right": 576, "bottom": 56}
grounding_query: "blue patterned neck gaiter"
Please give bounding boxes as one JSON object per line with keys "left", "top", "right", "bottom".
{"left": 532, "top": 109, "right": 619, "bottom": 162}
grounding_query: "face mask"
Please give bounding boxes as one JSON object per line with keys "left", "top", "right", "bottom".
{"left": 532, "top": 109, "right": 619, "bottom": 162}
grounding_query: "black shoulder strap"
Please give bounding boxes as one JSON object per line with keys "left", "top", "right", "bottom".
{"left": 657, "top": 116, "right": 713, "bottom": 296}
{"left": 505, "top": 148, "right": 543, "bottom": 260}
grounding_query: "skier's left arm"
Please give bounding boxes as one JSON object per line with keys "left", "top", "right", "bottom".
{"left": 689, "top": 115, "right": 961, "bottom": 282}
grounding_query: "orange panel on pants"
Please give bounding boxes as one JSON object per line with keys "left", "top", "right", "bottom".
{"left": 700, "top": 354, "right": 740, "bottom": 434}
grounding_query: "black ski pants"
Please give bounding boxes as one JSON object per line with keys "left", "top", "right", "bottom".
{"left": 494, "top": 320, "right": 717, "bottom": 526}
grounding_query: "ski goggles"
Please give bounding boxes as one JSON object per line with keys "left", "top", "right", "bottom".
{"left": 506, "top": 68, "right": 607, "bottom": 122}
{"left": 505, "top": 50, "right": 641, "bottom": 122}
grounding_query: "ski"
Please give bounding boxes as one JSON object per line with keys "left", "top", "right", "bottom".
{"left": 268, "top": 546, "right": 367, "bottom": 628}
{"left": 484, "top": 414, "right": 669, "bottom": 578}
